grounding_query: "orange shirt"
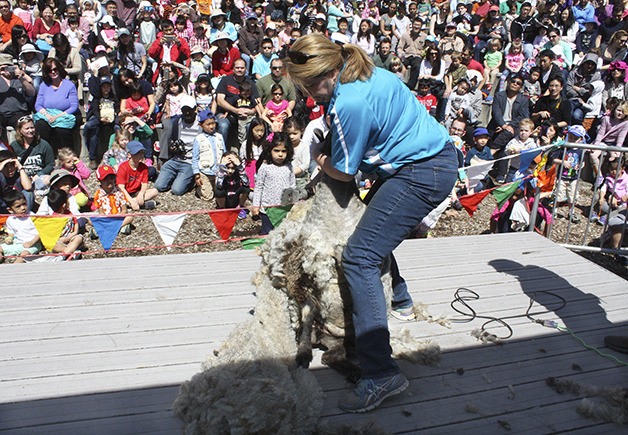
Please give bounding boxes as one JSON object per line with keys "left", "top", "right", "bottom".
{"left": 0, "top": 13, "right": 24, "bottom": 45}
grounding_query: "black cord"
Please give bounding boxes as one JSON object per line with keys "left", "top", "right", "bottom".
{"left": 450, "top": 287, "right": 567, "bottom": 340}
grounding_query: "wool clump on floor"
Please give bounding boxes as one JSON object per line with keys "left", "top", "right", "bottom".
{"left": 173, "top": 177, "right": 442, "bottom": 434}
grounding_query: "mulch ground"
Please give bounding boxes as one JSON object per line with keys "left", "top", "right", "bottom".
{"left": 76, "top": 173, "right": 628, "bottom": 280}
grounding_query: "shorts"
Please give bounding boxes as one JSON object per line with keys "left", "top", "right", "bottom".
{"left": 0, "top": 241, "right": 44, "bottom": 256}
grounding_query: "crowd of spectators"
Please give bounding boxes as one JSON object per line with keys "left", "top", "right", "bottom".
{"left": 0, "top": 0, "right": 627, "bottom": 264}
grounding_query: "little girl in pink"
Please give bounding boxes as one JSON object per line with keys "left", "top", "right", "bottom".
{"left": 263, "top": 84, "right": 291, "bottom": 132}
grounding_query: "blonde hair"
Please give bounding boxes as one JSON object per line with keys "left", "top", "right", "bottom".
{"left": 518, "top": 118, "right": 535, "bottom": 130}
{"left": 112, "top": 130, "right": 132, "bottom": 150}
{"left": 389, "top": 56, "right": 402, "bottom": 71}
{"left": 622, "top": 102, "right": 628, "bottom": 117}
{"left": 57, "top": 147, "right": 76, "bottom": 161}
{"left": 285, "top": 34, "right": 374, "bottom": 92}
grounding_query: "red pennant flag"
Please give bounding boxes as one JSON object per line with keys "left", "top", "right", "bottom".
{"left": 209, "top": 209, "right": 239, "bottom": 240}
{"left": 458, "top": 190, "right": 492, "bottom": 216}
{"left": 0, "top": 215, "right": 7, "bottom": 229}
{"left": 537, "top": 165, "right": 557, "bottom": 193}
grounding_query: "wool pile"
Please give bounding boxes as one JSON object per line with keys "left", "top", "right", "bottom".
{"left": 173, "top": 177, "right": 442, "bottom": 434}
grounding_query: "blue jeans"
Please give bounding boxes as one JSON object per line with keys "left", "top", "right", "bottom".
{"left": 83, "top": 116, "right": 101, "bottom": 161}
{"left": 216, "top": 115, "right": 231, "bottom": 145}
{"left": 342, "top": 142, "right": 458, "bottom": 379}
{"left": 154, "top": 159, "right": 194, "bottom": 195}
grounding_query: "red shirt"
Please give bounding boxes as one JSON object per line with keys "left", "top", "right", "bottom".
{"left": 31, "top": 18, "right": 61, "bottom": 38}
{"left": 466, "top": 58, "right": 485, "bottom": 75}
{"left": 116, "top": 160, "right": 148, "bottom": 195}
{"left": 211, "top": 46, "right": 241, "bottom": 77}
{"left": 0, "top": 13, "right": 24, "bottom": 44}
{"left": 416, "top": 94, "right": 438, "bottom": 113}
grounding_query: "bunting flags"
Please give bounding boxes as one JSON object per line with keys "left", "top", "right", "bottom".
{"left": 492, "top": 182, "right": 521, "bottom": 208}
{"left": 31, "top": 217, "right": 68, "bottom": 251}
{"left": 537, "top": 165, "right": 557, "bottom": 193}
{"left": 91, "top": 216, "right": 124, "bottom": 250}
{"left": 267, "top": 205, "right": 293, "bottom": 228}
{"left": 241, "top": 237, "right": 266, "bottom": 250}
{"left": 209, "top": 209, "right": 239, "bottom": 240}
{"left": 151, "top": 214, "right": 186, "bottom": 249}
{"left": 458, "top": 190, "right": 492, "bottom": 216}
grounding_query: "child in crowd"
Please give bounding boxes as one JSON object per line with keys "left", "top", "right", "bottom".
{"left": 215, "top": 152, "right": 250, "bottom": 218}
{"left": 251, "top": 132, "right": 296, "bottom": 235}
{"left": 444, "top": 78, "right": 475, "bottom": 128}
{"left": 415, "top": 78, "right": 438, "bottom": 117}
{"left": 117, "top": 141, "right": 158, "bottom": 211}
{"left": 0, "top": 190, "right": 42, "bottom": 264}
{"left": 112, "top": 114, "right": 156, "bottom": 172}
{"left": 121, "top": 81, "right": 151, "bottom": 121}
{"left": 102, "top": 130, "right": 131, "bottom": 170}
{"left": 47, "top": 189, "right": 85, "bottom": 260}
{"left": 13, "top": 0, "right": 32, "bottom": 33}
{"left": 65, "top": 17, "right": 84, "bottom": 50}
{"left": 503, "top": 118, "right": 537, "bottom": 182}
{"left": 57, "top": 147, "right": 91, "bottom": 208}
{"left": 193, "top": 74, "right": 216, "bottom": 112}
{"left": 189, "top": 46, "right": 211, "bottom": 88}
{"left": 0, "top": 150, "right": 33, "bottom": 212}
{"left": 444, "top": 53, "right": 468, "bottom": 97}
{"left": 284, "top": 117, "right": 310, "bottom": 188}
{"left": 500, "top": 39, "right": 525, "bottom": 91}
{"left": 590, "top": 101, "right": 628, "bottom": 181}
{"left": 80, "top": 0, "right": 97, "bottom": 28}
{"left": 192, "top": 110, "right": 226, "bottom": 202}
{"left": 36, "top": 169, "right": 82, "bottom": 218}
{"left": 19, "top": 44, "right": 44, "bottom": 92}
{"left": 592, "top": 159, "right": 628, "bottom": 226}
{"left": 240, "top": 117, "right": 267, "bottom": 189}
{"left": 137, "top": 4, "right": 159, "bottom": 49}
{"left": 163, "top": 80, "right": 188, "bottom": 123}
{"left": 552, "top": 125, "right": 586, "bottom": 223}
{"left": 232, "top": 81, "right": 257, "bottom": 145}
{"left": 464, "top": 127, "right": 494, "bottom": 193}
{"left": 388, "top": 56, "right": 405, "bottom": 80}
{"left": 93, "top": 165, "right": 134, "bottom": 235}
{"left": 483, "top": 38, "right": 503, "bottom": 100}
{"left": 523, "top": 67, "right": 542, "bottom": 105}
{"left": 263, "top": 83, "right": 291, "bottom": 132}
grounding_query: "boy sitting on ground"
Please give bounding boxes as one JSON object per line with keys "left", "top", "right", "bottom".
{"left": 0, "top": 190, "right": 42, "bottom": 263}
{"left": 117, "top": 141, "right": 158, "bottom": 211}
{"left": 94, "top": 165, "right": 135, "bottom": 236}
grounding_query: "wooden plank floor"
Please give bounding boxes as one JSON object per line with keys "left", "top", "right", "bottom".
{"left": 1, "top": 233, "right": 626, "bottom": 434}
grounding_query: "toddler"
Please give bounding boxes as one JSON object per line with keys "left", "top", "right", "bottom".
{"left": 415, "top": 78, "right": 438, "bottom": 117}
{"left": 284, "top": 117, "right": 310, "bottom": 188}
{"left": 80, "top": 0, "right": 97, "bottom": 29}
{"left": 192, "top": 110, "right": 226, "bottom": 201}
{"left": 251, "top": 132, "right": 296, "bottom": 235}
{"left": 65, "top": 17, "right": 84, "bottom": 50}
{"left": 18, "top": 44, "right": 44, "bottom": 92}
{"left": 122, "top": 81, "right": 150, "bottom": 120}
{"left": 483, "top": 38, "right": 503, "bottom": 99}
{"left": 552, "top": 125, "right": 586, "bottom": 224}
{"left": 189, "top": 46, "right": 211, "bottom": 86}
{"left": 388, "top": 56, "right": 405, "bottom": 80}
{"left": 57, "top": 147, "right": 91, "bottom": 208}
{"left": 0, "top": 191, "right": 42, "bottom": 264}
{"left": 500, "top": 39, "right": 525, "bottom": 91}
{"left": 444, "top": 78, "right": 475, "bottom": 128}
{"left": 503, "top": 118, "right": 537, "bottom": 182}
{"left": 215, "top": 152, "right": 250, "bottom": 218}
{"left": 102, "top": 129, "right": 132, "bottom": 170}
{"left": 232, "top": 81, "right": 257, "bottom": 144}
{"left": 116, "top": 141, "right": 158, "bottom": 211}
{"left": 523, "top": 67, "right": 542, "bottom": 105}
{"left": 93, "top": 165, "right": 134, "bottom": 235}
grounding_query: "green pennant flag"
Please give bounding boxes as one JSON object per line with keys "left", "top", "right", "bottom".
{"left": 266, "top": 205, "right": 293, "bottom": 228}
{"left": 241, "top": 237, "right": 266, "bottom": 250}
{"left": 492, "top": 182, "right": 521, "bottom": 208}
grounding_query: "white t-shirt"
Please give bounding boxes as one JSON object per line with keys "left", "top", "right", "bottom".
{"left": 6, "top": 214, "right": 39, "bottom": 244}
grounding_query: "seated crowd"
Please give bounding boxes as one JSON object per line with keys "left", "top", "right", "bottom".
{"left": 0, "top": 0, "right": 627, "bottom": 264}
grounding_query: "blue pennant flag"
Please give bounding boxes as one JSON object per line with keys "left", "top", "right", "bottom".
{"left": 91, "top": 216, "right": 124, "bottom": 251}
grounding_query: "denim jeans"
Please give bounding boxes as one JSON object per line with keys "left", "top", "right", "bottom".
{"left": 83, "top": 116, "right": 101, "bottom": 161}
{"left": 216, "top": 115, "right": 231, "bottom": 147}
{"left": 154, "top": 159, "right": 194, "bottom": 195}
{"left": 342, "top": 142, "right": 458, "bottom": 379}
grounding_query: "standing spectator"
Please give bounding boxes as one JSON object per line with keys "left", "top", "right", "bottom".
{"left": 0, "top": 0, "right": 25, "bottom": 53}
{"left": 239, "top": 12, "right": 264, "bottom": 74}
{"left": 33, "top": 58, "right": 80, "bottom": 155}
{"left": 397, "top": 16, "right": 426, "bottom": 91}
{"left": 148, "top": 19, "right": 191, "bottom": 85}
{"left": 192, "top": 109, "right": 226, "bottom": 202}
{"left": 0, "top": 54, "right": 35, "bottom": 142}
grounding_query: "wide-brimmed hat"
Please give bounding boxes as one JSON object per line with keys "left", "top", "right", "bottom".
{"left": 19, "top": 44, "right": 44, "bottom": 62}
{"left": 190, "top": 45, "right": 204, "bottom": 55}
{"left": 100, "top": 15, "right": 116, "bottom": 27}
{"left": 210, "top": 9, "right": 226, "bottom": 18}
{"left": 49, "top": 169, "right": 79, "bottom": 188}
{"left": 0, "top": 53, "right": 13, "bottom": 67}
{"left": 212, "top": 31, "right": 232, "bottom": 44}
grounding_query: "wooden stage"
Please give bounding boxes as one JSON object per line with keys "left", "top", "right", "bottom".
{"left": 1, "top": 233, "right": 626, "bottom": 434}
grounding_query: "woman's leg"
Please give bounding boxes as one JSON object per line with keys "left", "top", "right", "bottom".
{"left": 341, "top": 143, "right": 458, "bottom": 379}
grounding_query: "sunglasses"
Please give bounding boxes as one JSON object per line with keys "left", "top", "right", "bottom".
{"left": 273, "top": 92, "right": 283, "bottom": 95}
{"left": 18, "top": 115, "right": 32, "bottom": 123}
{"left": 510, "top": 80, "right": 523, "bottom": 85}
{"left": 49, "top": 67, "right": 59, "bottom": 73}
{"left": 287, "top": 50, "right": 318, "bottom": 65}
{"left": 271, "top": 65, "right": 283, "bottom": 69}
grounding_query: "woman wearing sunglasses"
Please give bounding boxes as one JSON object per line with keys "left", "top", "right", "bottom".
{"left": 33, "top": 58, "right": 80, "bottom": 156}
{"left": 285, "top": 34, "right": 458, "bottom": 414}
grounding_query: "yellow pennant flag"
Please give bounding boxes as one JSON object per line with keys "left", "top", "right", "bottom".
{"left": 31, "top": 217, "right": 68, "bottom": 251}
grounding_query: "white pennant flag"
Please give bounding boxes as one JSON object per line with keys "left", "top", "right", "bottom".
{"left": 151, "top": 214, "right": 186, "bottom": 250}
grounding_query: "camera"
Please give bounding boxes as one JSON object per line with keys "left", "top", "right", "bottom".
{"left": 5, "top": 65, "right": 17, "bottom": 75}
{"left": 168, "top": 139, "right": 187, "bottom": 158}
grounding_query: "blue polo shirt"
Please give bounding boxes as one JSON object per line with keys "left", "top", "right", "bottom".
{"left": 329, "top": 67, "right": 449, "bottom": 179}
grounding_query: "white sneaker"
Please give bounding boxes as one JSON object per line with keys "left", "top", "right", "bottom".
{"left": 390, "top": 306, "right": 416, "bottom": 321}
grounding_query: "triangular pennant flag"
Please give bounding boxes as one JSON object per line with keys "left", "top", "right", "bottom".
{"left": 537, "top": 165, "right": 557, "bottom": 193}
{"left": 492, "top": 181, "right": 521, "bottom": 208}
{"left": 267, "top": 205, "right": 293, "bottom": 228}
{"left": 519, "top": 148, "right": 542, "bottom": 172}
{"left": 209, "top": 209, "right": 239, "bottom": 240}
{"left": 31, "top": 217, "right": 68, "bottom": 251}
{"left": 465, "top": 158, "right": 492, "bottom": 191}
{"left": 458, "top": 190, "right": 492, "bottom": 216}
{"left": 91, "top": 216, "right": 124, "bottom": 250}
{"left": 151, "top": 214, "right": 186, "bottom": 249}
{"left": 0, "top": 215, "right": 8, "bottom": 229}
{"left": 241, "top": 237, "right": 266, "bottom": 250}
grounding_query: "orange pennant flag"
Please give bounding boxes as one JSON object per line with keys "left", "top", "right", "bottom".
{"left": 209, "top": 209, "right": 239, "bottom": 240}
{"left": 537, "top": 165, "right": 557, "bottom": 193}
{"left": 0, "top": 215, "right": 8, "bottom": 229}
{"left": 458, "top": 189, "right": 493, "bottom": 216}
{"left": 31, "top": 217, "right": 68, "bottom": 251}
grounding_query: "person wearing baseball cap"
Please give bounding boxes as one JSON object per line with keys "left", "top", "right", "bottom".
{"left": 192, "top": 109, "right": 226, "bottom": 201}
{"left": 117, "top": 140, "right": 158, "bottom": 211}
{"left": 93, "top": 165, "right": 135, "bottom": 235}
{"left": 464, "top": 127, "right": 494, "bottom": 169}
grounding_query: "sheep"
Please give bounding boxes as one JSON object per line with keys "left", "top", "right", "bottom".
{"left": 173, "top": 175, "right": 443, "bottom": 434}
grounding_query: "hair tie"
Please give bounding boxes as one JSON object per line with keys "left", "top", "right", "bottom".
{"left": 266, "top": 132, "right": 274, "bottom": 142}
